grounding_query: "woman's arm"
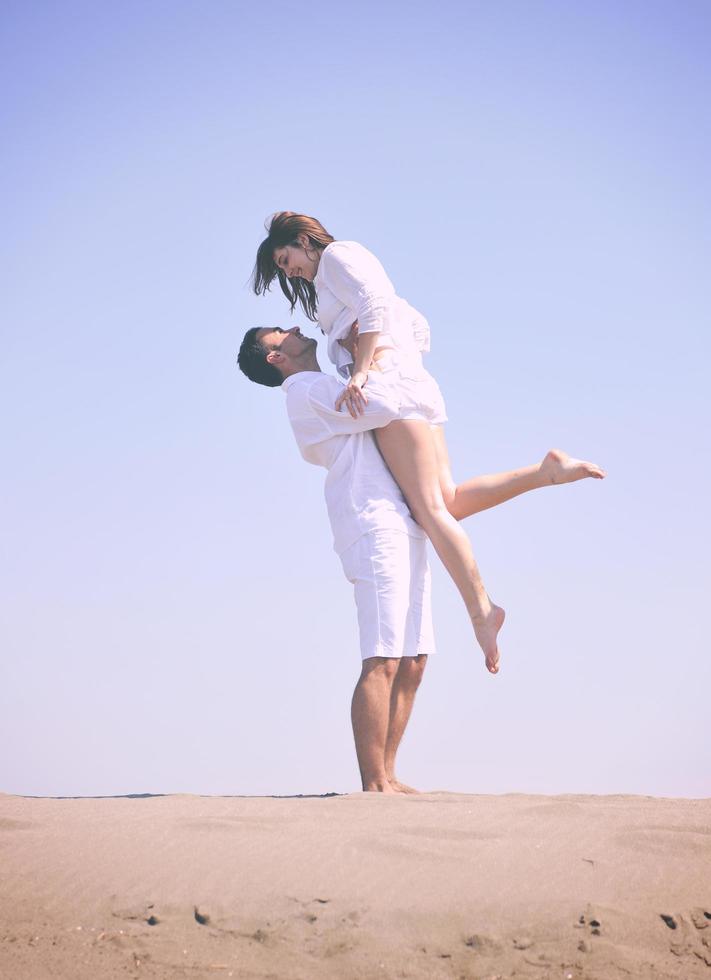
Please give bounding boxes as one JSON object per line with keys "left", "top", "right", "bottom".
{"left": 320, "top": 244, "right": 395, "bottom": 415}
{"left": 319, "top": 243, "right": 394, "bottom": 335}
{"left": 349, "top": 328, "right": 380, "bottom": 383}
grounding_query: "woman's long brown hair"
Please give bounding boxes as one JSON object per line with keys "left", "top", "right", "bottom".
{"left": 252, "top": 212, "right": 335, "bottom": 321}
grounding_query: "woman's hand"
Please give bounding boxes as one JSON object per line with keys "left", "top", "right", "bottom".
{"left": 335, "top": 371, "right": 369, "bottom": 417}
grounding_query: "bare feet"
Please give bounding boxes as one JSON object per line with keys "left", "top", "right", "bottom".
{"left": 540, "top": 448, "right": 606, "bottom": 484}
{"left": 472, "top": 603, "right": 506, "bottom": 674}
{"left": 362, "top": 779, "right": 403, "bottom": 794}
{"left": 387, "top": 778, "right": 420, "bottom": 794}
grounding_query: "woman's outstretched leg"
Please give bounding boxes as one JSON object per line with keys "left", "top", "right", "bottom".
{"left": 375, "top": 420, "right": 504, "bottom": 674}
{"left": 430, "top": 428, "right": 605, "bottom": 521}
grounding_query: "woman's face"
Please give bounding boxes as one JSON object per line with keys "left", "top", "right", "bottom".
{"left": 273, "top": 235, "right": 321, "bottom": 282}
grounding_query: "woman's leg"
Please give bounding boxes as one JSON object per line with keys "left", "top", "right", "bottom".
{"left": 375, "top": 421, "right": 504, "bottom": 673}
{"left": 431, "top": 428, "right": 606, "bottom": 521}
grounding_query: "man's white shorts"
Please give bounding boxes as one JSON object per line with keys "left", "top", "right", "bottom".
{"left": 339, "top": 529, "right": 435, "bottom": 661}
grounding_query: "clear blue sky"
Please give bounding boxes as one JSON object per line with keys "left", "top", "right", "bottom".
{"left": 2, "top": 0, "right": 709, "bottom": 798}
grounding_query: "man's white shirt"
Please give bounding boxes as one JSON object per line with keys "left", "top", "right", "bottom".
{"left": 282, "top": 371, "right": 425, "bottom": 555}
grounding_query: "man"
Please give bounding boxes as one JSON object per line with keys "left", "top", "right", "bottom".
{"left": 239, "top": 324, "right": 429, "bottom": 795}
{"left": 238, "top": 325, "right": 605, "bottom": 794}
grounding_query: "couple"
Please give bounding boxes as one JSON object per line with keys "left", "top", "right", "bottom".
{"left": 239, "top": 212, "right": 605, "bottom": 794}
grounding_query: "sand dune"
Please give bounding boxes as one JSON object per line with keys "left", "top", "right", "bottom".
{"left": 1, "top": 791, "right": 709, "bottom": 979}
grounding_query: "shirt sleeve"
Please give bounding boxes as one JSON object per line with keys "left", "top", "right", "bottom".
{"left": 306, "top": 375, "right": 401, "bottom": 436}
{"left": 319, "top": 243, "right": 396, "bottom": 337}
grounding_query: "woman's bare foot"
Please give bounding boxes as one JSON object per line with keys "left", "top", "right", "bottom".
{"left": 540, "top": 448, "right": 606, "bottom": 484}
{"left": 472, "top": 603, "right": 506, "bottom": 674}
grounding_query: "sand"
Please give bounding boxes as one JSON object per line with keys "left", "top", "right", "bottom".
{"left": 0, "top": 791, "right": 709, "bottom": 979}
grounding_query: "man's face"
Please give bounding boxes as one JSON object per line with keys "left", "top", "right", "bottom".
{"left": 258, "top": 326, "right": 316, "bottom": 369}
{"left": 272, "top": 237, "right": 320, "bottom": 282}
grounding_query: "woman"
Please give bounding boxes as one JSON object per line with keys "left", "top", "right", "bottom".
{"left": 252, "top": 212, "right": 604, "bottom": 673}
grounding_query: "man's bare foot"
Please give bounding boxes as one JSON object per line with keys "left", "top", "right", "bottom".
{"left": 387, "top": 777, "right": 420, "bottom": 794}
{"left": 362, "top": 779, "right": 402, "bottom": 794}
{"left": 472, "top": 603, "right": 505, "bottom": 674}
{"left": 540, "top": 448, "right": 606, "bottom": 484}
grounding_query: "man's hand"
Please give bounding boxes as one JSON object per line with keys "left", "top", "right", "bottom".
{"left": 338, "top": 321, "right": 359, "bottom": 359}
{"left": 336, "top": 322, "right": 368, "bottom": 416}
{"left": 338, "top": 321, "right": 383, "bottom": 374}
{"left": 335, "top": 371, "right": 369, "bottom": 417}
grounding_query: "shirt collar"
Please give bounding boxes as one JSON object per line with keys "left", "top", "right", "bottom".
{"left": 281, "top": 371, "right": 322, "bottom": 392}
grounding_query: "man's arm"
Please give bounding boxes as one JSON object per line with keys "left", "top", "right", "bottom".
{"left": 307, "top": 374, "right": 400, "bottom": 436}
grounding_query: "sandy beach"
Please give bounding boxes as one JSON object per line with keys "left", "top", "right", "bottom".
{"left": 1, "top": 791, "right": 709, "bottom": 979}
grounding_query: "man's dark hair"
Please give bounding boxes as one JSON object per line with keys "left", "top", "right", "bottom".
{"left": 238, "top": 327, "right": 283, "bottom": 388}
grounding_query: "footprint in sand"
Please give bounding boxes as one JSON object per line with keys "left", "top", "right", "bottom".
{"left": 691, "top": 910, "right": 711, "bottom": 930}
{"left": 575, "top": 912, "right": 602, "bottom": 937}
{"left": 111, "top": 902, "right": 160, "bottom": 927}
{"left": 463, "top": 933, "right": 502, "bottom": 954}
{"left": 661, "top": 908, "right": 711, "bottom": 967}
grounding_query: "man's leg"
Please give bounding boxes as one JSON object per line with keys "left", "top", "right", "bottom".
{"left": 351, "top": 657, "right": 401, "bottom": 793}
{"left": 431, "top": 429, "right": 606, "bottom": 521}
{"left": 384, "top": 654, "right": 427, "bottom": 794}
